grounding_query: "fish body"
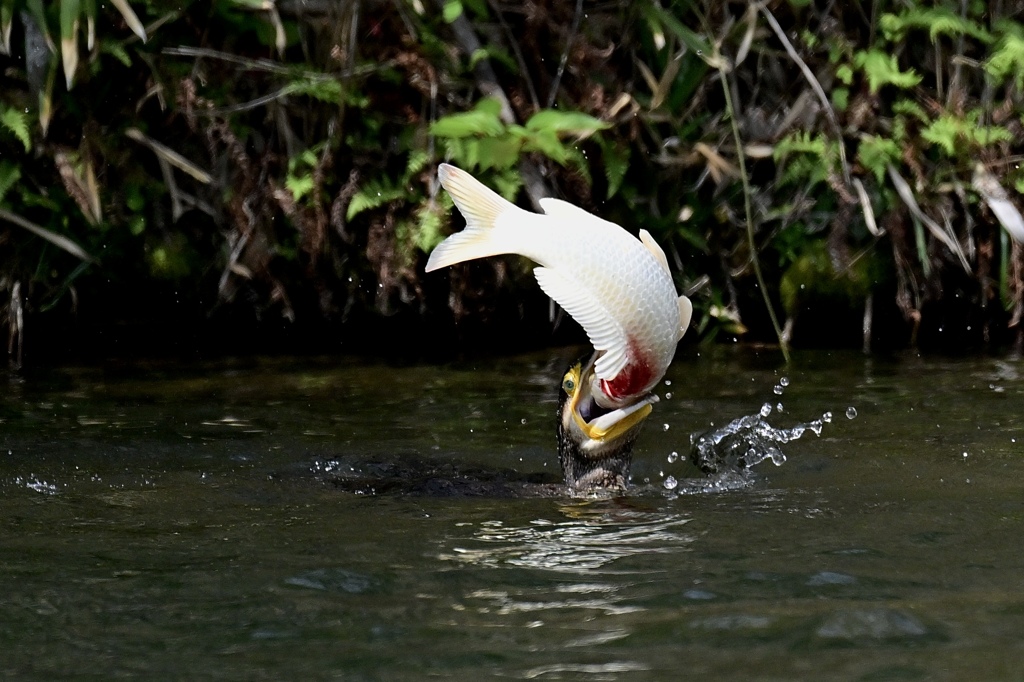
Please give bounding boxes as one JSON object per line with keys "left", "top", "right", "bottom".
{"left": 427, "top": 164, "right": 691, "bottom": 408}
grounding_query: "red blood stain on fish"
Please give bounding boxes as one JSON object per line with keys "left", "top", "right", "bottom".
{"left": 600, "top": 338, "right": 654, "bottom": 400}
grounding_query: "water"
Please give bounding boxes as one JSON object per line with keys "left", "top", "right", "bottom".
{"left": 2, "top": 349, "right": 1024, "bottom": 678}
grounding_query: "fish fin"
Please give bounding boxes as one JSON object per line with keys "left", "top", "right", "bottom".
{"left": 539, "top": 197, "right": 622, "bottom": 232}
{"left": 534, "top": 267, "right": 629, "bottom": 380}
{"left": 639, "top": 229, "right": 671, "bottom": 276}
{"left": 425, "top": 164, "right": 520, "bottom": 272}
{"left": 538, "top": 197, "right": 593, "bottom": 221}
{"left": 677, "top": 295, "right": 693, "bottom": 341}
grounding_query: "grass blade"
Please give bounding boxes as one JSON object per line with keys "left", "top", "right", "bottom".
{"left": 0, "top": 208, "right": 95, "bottom": 262}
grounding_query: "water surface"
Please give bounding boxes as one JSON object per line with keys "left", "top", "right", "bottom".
{"left": 2, "top": 349, "right": 1023, "bottom": 679}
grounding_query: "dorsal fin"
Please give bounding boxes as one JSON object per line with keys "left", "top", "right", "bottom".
{"left": 538, "top": 197, "right": 596, "bottom": 221}
{"left": 639, "top": 229, "right": 670, "bottom": 275}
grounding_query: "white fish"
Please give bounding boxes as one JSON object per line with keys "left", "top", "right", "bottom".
{"left": 426, "top": 163, "right": 692, "bottom": 408}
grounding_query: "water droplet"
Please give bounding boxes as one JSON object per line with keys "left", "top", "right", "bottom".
{"left": 667, "top": 451, "right": 679, "bottom": 463}
{"left": 663, "top": 475, "right": 678, "bottom": 490}
{"left": 665, "top": 392, "right": 673, "bottom": 399}
{"left": 776, "top": 402, "right": 784, "bottom": 413}
{"left": 779, "top": 377, "right": 790, "bottom": 387}
{"left": 773, "top": 385, "right": 783, "bottom": 395}
{"left": 845, "top": 407, "right": 857, "bottom": 419}
{"left": 520, "top": 418, "right": 527, "bottom": 425}
{"left": 760, "top": 402, "right": 772, "bottom": 417}
{"left": 822, "top": 411, "right": 833, "bottom": 423}
{"left": 962, "top": 451, "right": 969, "bottom": 459}
{"left": 663, "top": 423, "right": 671, "bottom": 431}
{"left": 664, "top": 380, "right": 672, "bottom": 386}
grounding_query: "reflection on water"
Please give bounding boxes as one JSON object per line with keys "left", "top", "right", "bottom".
{"left": 442, "top": 506, "right": 694, "bottom": 573}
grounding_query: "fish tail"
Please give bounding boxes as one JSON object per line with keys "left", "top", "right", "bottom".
{"left": 425, "top": 164, "right": 522, "bottom": 272}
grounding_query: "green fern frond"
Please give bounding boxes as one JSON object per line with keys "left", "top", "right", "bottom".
{"left": 921, "top": 111, "right": 1013, "bottom": 156}
{"left": 892, "top": 99, "right": 929, "bottom": 122}
{"left": 774, "top": 132, "right": 837, "bottom": 187}
{"left": 854, "top": 50, "right": 922, "bottom": 93}
{"left": 985, "top": 21, "right": 1024, "bottom": 90}
{"left": 0, "top": 160, "right": 21, "bottom": 202}
{"left": 880, "top": 8, "right": 992, "bottom": 43}
{"left": 857, "top": 135, "right": 901, "bottom": 183}
{"left": 346, "top": 180, "right": 405, "bottom": 221}
{"left": 0, "top": 105, "right": 30, "bottom": 151}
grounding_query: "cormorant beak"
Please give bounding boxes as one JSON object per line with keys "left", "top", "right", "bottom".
{"left": 556, "top": 353, "right": 658, "bottom": 492}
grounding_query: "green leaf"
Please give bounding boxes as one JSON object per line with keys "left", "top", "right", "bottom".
{"left": 110, "top": 0, "right": 147, "bottom": 42}
{"left": 430, "top": 98, "right": 505, "bottom": 139}
{"left": 414, "top": 200, "right": 450, "bottom": 253}
{"left": 831, "top": 87, "right": 848, "bottom": 112}
{"left": 82, "top": 0, "right": 96, "bottom": 50}
{"left": 892, "top": 99, "right": 929, "bottom": 122}
{"left": 490, "top": 170, "right": 522, "bottom": 202}
{"left": 442, "top": 0, "right": 462, "bottom": 23}
{"left": 404, "top": 149, "right": 430, "bottom": 179}
{"left": 854, "top": 50, "right": 922, "bottom": 93}
{"left": 475, "top": 137, "right": 521, "bottom": 171}
{"left": 856, "top": 135, "right": 900, "bottom": 184}
{"left": 564, "top": 146, "right": 592, "bottom": 185}
{"left": 60, "top": 0, "right": 82, "bottom": 89}
{"left": 525, "top": 109, "right": 610, "bottom": 137}
{"left": 0, "top": 160, "right": 21, "bottom": 203}
{"left": 640, "top": 3, "right": 711, "bottom": 58}
{"left": 1, "top": 0, "right": 15, "bottom": 55}
{"left": 346, "top": 181, "right": 405, "bottom": 221}
{"left": 921, "top": 111, "right": 1014, "bottom": 156}
{"left": 879, "top": 8, "right": 992, "bottom": 44}
{"left": 521, "top": 128, "right": 568, "bottom": 165}
{"left": 0, "top": 105, "right": 31, "bottom": 151}
{"left": 985, "top": 22, "right": 1024, "bottom": 90}
{"left": 285, "top": 174, "right": 314, "bottom": 202}
{"left": 601, "top": 140, "right": 630, "bottom": 199}
{"left": 774, "top": 132, "right": 836, "bottom": 187}
{"left": 835, "top": 64, "right": 853, "bottom": 85}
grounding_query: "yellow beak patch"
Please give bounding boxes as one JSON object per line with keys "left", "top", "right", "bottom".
{"left": 562, "top": 363, "right": 654, "bottom": 442}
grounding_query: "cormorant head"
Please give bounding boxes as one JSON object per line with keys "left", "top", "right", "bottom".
{"left": 556, "top": 352, "right": 659, "bottom": 494}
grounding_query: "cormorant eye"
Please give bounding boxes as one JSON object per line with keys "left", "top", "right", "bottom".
{"left": 562, "top": 375, "right": 576, "bottom": 395}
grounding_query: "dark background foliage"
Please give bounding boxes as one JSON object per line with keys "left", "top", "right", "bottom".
{"left": 1, "top": 0, "right": 1023, "bottom": 365}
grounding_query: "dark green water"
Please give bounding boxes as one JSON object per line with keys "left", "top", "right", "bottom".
{"left": 2, "top": 349, "right": 1023, "bottom": 680}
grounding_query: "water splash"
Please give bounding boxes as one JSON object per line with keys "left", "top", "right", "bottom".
{"left": 681, "top": 378, "right": 856, "bottom": 480}
{"left": 690, "top": 408, "right": 836, "bottom": 473}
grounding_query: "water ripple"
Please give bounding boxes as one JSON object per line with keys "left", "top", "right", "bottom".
{"left": 441, "top": 510, "right": 693, "bottom": 573}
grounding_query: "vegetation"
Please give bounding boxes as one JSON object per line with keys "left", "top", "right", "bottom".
{"left": 1, "top": 0, "right": 1023, "bottom": 365}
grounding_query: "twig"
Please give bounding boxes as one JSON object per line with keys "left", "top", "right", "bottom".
{"left": 759, "top": 3, "right": 851, "bottom": 187}
{"left": 887, "top": 164, "right": 971, "bottom": 273}
{"left": 488, "top": 0, "right": 540, "bottom": 110}
{"left": 546, "top": 0, "right": 584, "bottom": 108}
{"left": 163, "top": 45, "right": 383, "bottom": 78}
{"left": 712, "top": 26, "right": 790, "bottom": 363}
{"left": 0, "top": 208, "right": 95, "bottom": 263}
{"left": 125, "top": 128, "right": 213, "bottom": 183}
